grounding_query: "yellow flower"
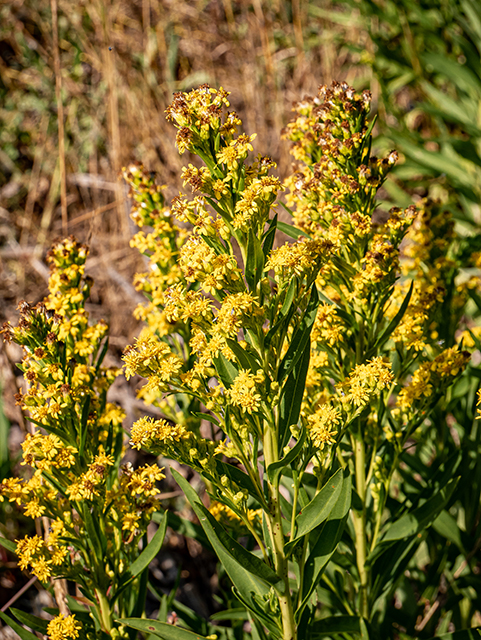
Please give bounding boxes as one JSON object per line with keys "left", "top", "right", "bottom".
{"left": 47, "top": 614, "right": 82, "bottom": 640}
{"left": 307, "top": 405, "right": 340, "bottom": 449}
{"left": 228, "top": 369, "right": 262, "bottom": 414}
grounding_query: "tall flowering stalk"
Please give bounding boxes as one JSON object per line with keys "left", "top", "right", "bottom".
{"left": 0, "top": 238, "right": 168, "bottom": 640}
{"left": 119, "top": 83, "right": 478, "bottom": 640}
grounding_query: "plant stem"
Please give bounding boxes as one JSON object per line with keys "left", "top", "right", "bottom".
{"left": 351, "top": 433, "right": 369, "bottom": 620}
{"left": 96, "top": 589, "right": 114, "bottom": 635}
{"left": 264, "top": 423, "right": 297, "bottom": 640}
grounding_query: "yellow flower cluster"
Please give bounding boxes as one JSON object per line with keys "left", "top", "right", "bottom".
{"left": 307, "top": 405, "right": 340, "bottom": 450}
{"left": 340, "top": 358, "right": 394, "bottom": 409}
{"left": 47, "top": 614, "right": 82, "bottom": 640}
{"left": 396, "top": 348, "right": 470, "bottom": 415}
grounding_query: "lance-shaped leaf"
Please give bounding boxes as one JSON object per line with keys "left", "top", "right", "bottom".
{"left": 278, "top": 341, "right": 311, "bottom": 450}
{"left": 172, "top": 470, "right": 279, "bottom": 586}
{"left": 118, "top": 618, "right": 209, "bottom": 640}
{"left": 78, "top": 394, "right": 91, "bottom": 459}
{"left": 172, "top": 469, "right": 279, "bottom": 627}
{"left": 309, "top": 615, "right": 361, "bottom": 638}
{"left": 296, "top": 471, "right": 351, "bottom": 619}
{"left": 288, "top": 468, "right": 344, "bottom": 547}
{"left": 112, "top": 513, "right": 168, "bottom": 602}
{"left": 278, "top": 284, "right": 318, "bottom": 384}
{"left": 267, "top": 430, "right": 307, "bottom": 486}
{"left": 379, "top": 477, "right": 457, "bottom": 544}
{"left": 226, "top": 339, "right": 261, "bottom": 373}
{"left": 0, "top": 612, "right": 39, "bottom": 640}
{"left": 82, "top": 503, "right": 104, "bottom": 561}
{"left": 264, "top": 278, "right": 297, "bottom": 348}
{"left": 262, "top": 214, "right": 277, "bottom": 257}
{"left": 276, "top": 220, "right": 310, "bottom": 239}
{"left": 365, "top": 280, "right": 413, "bottom": 359}
{"left": 246, "top": 227, "right": 265, "bottom": 290}
{"left": 10, "top": 609, "right": 49, "bottom": 634}
{"left": 212, "top": 352, "right": 238, "bottom": 388}
{"left": 0, "top": 536, "right": 17, "bottom": 554}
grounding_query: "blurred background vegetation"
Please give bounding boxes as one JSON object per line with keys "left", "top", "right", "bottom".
{"left": 1, "top": 0, "right": 481, "bottom": 630}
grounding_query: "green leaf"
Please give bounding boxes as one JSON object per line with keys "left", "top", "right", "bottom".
{"left": 171, "top": 469, "right": 277, "bottom": 624}
{"left": 79, "top": 394, "right": 91, "bottom": 459}
{"left": 297, "top": 471, "right": 351, "bottom": 619}
{"left": 225, "top": 339, "right": 261, "bottom": 373}
{"left": 152, "top": 511, "right": 211, "bottom": 551}
{"left": 262, "top": 214, "right": 277, "bottom": 257}
{"left": 432, "top": 509, "right": 466, "bottom": 552}
{"left": 291, "top": 468, "right": 344, "bottom": 542}
{"left": 9, "top": 609, "right": 49, "bottom": 634}
{"left": 193, "top": 502, "right": 280, "bottom": 586}
{"left": 278, "top": 341, "right": 311, "bottom": 450}
{"left": 276, "top": 220, "right": 310, "bottom": 239}
{"left": 0, "top": 612, "right": 40, "bottom": 640}
{"left": 246, "top": 227, "right": 265, "bottom": 290}
{"left": 214, "top": 461, "right": 261, "bottom": 503}
{"left": 95, "top": 338, "right": 109, "bottom": 373}
{"left": 212, "top": 352, "right": 238, "bottom": 387}
{"left": 130, "top": 512, "right": 168, "bottom": 577}
{"left": 267, "top": 431, "right": 307, "bottom": 486}
{"left": 366, "top": 281, "right": 413, "bottom": 357}
{"left": 113, "top": 514, "right": 168, "bottom": 604}
{"left": 380, "top": 478, "right": 457, "bottom": 543}
{"left": 309, "top": 615, "right": 361, "bottom": 638}
{"left": 82, "top": 503, "right": 103, "bottom": 561}
{"left": 118, "top": 618, "right": 209, "bottom": 640}
{"left": 0, "top": 536, "right": 17, "bottom": 553}
{"left": 278, "top": 284, "right": 318, "bottom": 383}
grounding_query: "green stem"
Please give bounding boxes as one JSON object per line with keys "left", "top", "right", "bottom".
{"left": 264, "top": 423, "right": 297, "bottom": 640}
{"left": 351, "top": 433, "right": 369, "bottom": 620}
{"left": 96, "top": 589, "right": 114, "bottom": 635}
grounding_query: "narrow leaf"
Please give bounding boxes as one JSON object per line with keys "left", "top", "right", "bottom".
{"left": 212, "top": 353, "right": 238, "bottom": 387}
{"left": 267, "top": 431, "right": 307, "bottom": 485}
{"left": 297, "top": 471, "right": 351, "bottom": 618}
{"left": 278, "top": 341, "right": 311, "bottom": 449}
{"left": 277, "top": 220, "right": 310, "bottom": 239}
{"left": 9, "top": 609, "right": 49, "bottom": 634}
{"left": 118, "top": 618, "right": 209, "bottom": 640}
{"left": 309, "top": 615, "right": 361, "bottom": 637}
{"left": 278, "top": 284, "right": 318, "bottom": 383}
{"left": 0, "top": 612, "right": 39, "bottom": 640}
{"left": 262, "top": 214, "right": 277, "bottom": 257}
{"left": 0, "top": 536, "right": 17, "bottom": 553}
{"left": 292, "top": 468, "right": 344, "bottom": 541}
{"left": 380, "top": 478, "right": 457, "bottom": 543}
{"left": 193, "top": 502, "right": 280, "bottom": 585}
{"left": 171, "top": 468, "right": 274, "bottom": 619}
{"left": 129, "top": 512, "right": 168, "bottom": 578}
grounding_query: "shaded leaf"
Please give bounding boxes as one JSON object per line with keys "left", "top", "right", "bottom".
{"left": 118, "top": 618, "right": 209, "bottom": 640}
{"left": 291, "top": 468, "right": 344, "bottom": 542}
{"left": 0, "top": 612, "right": 39, "bottom": 640}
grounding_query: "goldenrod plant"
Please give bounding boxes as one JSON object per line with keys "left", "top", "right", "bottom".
{"left": 119, "top": 83, "right": 480, "bottom": 639}
{"left": 3, "top": 82, "right": 481, "bottom": 640}
{"left": 0, "top": 238, "right": 168, "bottom": 640}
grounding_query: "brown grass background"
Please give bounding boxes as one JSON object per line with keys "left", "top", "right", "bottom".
{"left": 0, "top": 0, "right": 369, "bottom": 425}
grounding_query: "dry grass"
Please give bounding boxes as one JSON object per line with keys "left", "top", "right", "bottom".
{"left": 0, "top": 0, "right": 365, "bottom": 423}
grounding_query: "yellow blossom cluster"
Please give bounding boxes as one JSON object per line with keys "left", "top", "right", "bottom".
{"left": 396, "top": 348, "right": 470, "bottom": 415}
{"left": 340, "top": 358, "right": 394, "bottom": 409}
{"left": 1, "top": 236, "right": 167, "bottom": 631}
{"left": 307, "top": 405, "right": 340, "bottom": 450}
{"left": 47, "top": 614, "right": 82, "bottom": 640}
